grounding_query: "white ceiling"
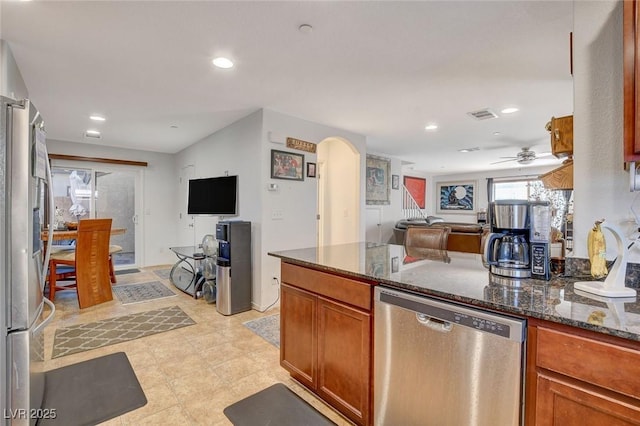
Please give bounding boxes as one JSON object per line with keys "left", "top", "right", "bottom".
{"left": 1, "top": 0, "right": 574, "bottom": 174}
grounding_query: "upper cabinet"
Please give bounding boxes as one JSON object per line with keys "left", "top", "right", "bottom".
{"left": 624, "top": 0, "right": 640, "bottom": 162}
{"left": 548, "top": 115, "right": 574, "bottom": 158}
{"left": 542, "top": 115, "right": 574, "bottom": 190}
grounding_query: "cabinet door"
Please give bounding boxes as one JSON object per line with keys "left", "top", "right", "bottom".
{"left": 536, "top": 373, "right": 640, "bottom": 426}
{"left": 624, "top": 0, "right": 640, "bottom": 161}
{"left": 317, "top": 296, "right": 371, "bottom": 426}
{"left": 280, "top": 283, "right": 316, "bottom": 390}
{"left": 550, "top": 115, "right": 573, "bottom": 158}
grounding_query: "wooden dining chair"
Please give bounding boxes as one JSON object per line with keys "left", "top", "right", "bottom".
{"left": 404, "top": 226, "right": 451, "bottom": 258}
{"left": 109, "top": 244, "right": 123, "bottom": 283}
{"left": 48, "top": 218, "right": 114, "bottom": 308}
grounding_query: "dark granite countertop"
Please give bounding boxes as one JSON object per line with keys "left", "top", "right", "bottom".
{"left": 269, "top": 242, "right": 640, "bottom": 342}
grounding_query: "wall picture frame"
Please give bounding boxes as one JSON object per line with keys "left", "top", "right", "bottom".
{"left": 366, "top": 154, "right": 391, "bottom": 205}
{"left": 403, "top": 176, "right": 426, "bottom": 209}
{"left": 365, "top": 243, "right": 389, "bottom": 277}
{"left": 391, "top": 256, "right": 399, "bottom": 273}
{"left": 271, "top": 149, "right": 304, "bottom": 181}
{"left": 392, "top": 174, "right": 399, "bottom": 190}
{"left": 436, "top": 181, "right": 476, "bottom": 213}
{"left": 306, "top": 162, "right": 316, "bottom": 178}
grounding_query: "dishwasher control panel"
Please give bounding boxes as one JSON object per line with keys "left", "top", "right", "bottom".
{"left": 377, "top": 287, "right": 525, "bottom": 342}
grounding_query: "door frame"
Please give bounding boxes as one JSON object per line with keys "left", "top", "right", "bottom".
{"left": 50, "top": 159, "right": 144, "bottom": 269}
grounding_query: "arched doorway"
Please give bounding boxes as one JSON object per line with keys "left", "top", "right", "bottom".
{"left": 316, "top": 137, "right": 361, "bottom": 246}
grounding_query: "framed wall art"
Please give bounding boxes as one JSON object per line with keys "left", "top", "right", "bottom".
{"left": 391, "top": 256, "right": 399, "bottom": 273}
{"left": 392, "top": 174, "right": 399, "bottom": 190}
{"left": 271, "top": 149, "right": 304, "bottom": 181}
{"left": 403, "top": 176, "right": 426, "bottom": 209}
{"left": 365, "top": 243, "right": 389, "bottom": 277}
{"left": 436, "top": 181, "right": 476, "bottom": 213}
{"left": 366, "top": 155, "right": 390, "bottom": 205}
{"left": 306, "top": 162, "right": 316, "bottom": 178}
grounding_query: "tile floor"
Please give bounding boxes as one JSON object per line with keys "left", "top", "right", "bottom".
{"left": 44, "top": 266, "right": 352, "bottom": 425}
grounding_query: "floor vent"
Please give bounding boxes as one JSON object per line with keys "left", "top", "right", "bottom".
{"left": 467, "top": 108, "right": 499, "bottom": 120}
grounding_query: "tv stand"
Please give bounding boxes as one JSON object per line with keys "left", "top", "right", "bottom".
{"left": 168, "top": 246, "right": 214, "bottom": 299}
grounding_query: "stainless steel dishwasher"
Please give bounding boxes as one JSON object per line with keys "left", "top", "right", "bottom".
{"left": 374, "top": 286, "right": 526, "bottom": 426}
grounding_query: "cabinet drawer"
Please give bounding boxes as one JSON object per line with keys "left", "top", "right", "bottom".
{"left": 282, "top": 263, "right": 373, "bottom": 311}
{"left": 537, "top": 327, "right": 640, "bottom": 400}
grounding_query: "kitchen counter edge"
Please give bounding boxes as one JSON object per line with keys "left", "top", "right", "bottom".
{"left": 269, "top": 253, "right": 640, "bottom": 343}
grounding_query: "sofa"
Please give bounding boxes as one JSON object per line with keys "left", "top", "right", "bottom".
{"left": 393, "top": 218, "right": 489, "bottom": 254}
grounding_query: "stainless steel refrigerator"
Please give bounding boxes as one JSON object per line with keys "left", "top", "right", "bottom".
{"left": 1, "top": 96, "right": 56, "bottom": 425}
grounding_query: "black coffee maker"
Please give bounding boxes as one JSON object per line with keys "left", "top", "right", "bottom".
{"left": 483, "top": 200, "right": 532, "bottom": 278}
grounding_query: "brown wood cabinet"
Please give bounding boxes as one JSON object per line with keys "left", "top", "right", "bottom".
{"left": 528, "top": 321, "right": 640, "bottom": 425}
{"left": 624, "top": 0, "right": 640, "bottom": 162}
{"left": 281, "top": 283, "right": 316, "bottom": 389}
{"left": 548, "top": 115, "right": 573, "bottom": 158}
{"left": 280, "top": 263, "right": 374, "bottom": 426}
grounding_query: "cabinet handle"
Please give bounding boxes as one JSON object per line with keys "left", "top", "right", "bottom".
{"left": 554, "top": 129, "right": 561, "bottom": 141}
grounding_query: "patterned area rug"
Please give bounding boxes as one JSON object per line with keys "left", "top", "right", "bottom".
{"left": 113, "top": 281, "right": 176, "bottom": 305}
{"left": 153, "top": 268, "right": 172, "bottom": 280}
{"left": 52, "top": 305, "right": 196, "bottom": 358}
{"left": 243, "top": 314, "right": 280, "bottom": 348}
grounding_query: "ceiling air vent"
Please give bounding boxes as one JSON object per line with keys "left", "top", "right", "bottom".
{"left": 467, "top": 108, "right": 499, "bottom": 121}
{"left": 84, "top": 130, "right": 101, "bottom": 139}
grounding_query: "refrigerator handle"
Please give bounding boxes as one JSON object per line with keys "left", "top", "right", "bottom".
{"left": 33, "top": 297, "right": 56, "bottom": 335}
{"left": 41, "top": 147, "right": 55, "bottom": 289}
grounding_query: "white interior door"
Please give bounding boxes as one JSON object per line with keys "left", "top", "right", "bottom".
{"left": 179, "top": 165, "right": 195, "bottom": 247}
{"left": 366, "top": 207, "right": 382, "bottom": 243}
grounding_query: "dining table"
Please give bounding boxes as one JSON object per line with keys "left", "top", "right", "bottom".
{"left": 41, "top": 227, "right": 126, "bottom": 242}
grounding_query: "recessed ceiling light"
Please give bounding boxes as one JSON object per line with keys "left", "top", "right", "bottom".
{"left": 170, "top": 125, "right": 178, "bottom": 129}
{"left": 90, "top": 115, "right": 106, "bottom": 121}
{"left": 84, "top": 130, "right": 101, "bottom": 139}
{"left": 424, "top": 124, "right": 438, "bottom": 131}
{"left": 501, "top": 107, "right": 519, "bottom": 114}
{"left": 212, "top": 57, "right": 234, "bottom": 69}
{"left": 493, "top": 131, "right": 502, "bottom": 136}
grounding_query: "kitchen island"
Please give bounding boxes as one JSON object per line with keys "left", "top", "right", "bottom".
{"left": 269, "top": 242, "right": 640, "bottom": 425}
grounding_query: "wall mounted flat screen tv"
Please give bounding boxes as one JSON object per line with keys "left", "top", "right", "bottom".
{"left": 187, "top": 175, "right": 238, "bottom": 215}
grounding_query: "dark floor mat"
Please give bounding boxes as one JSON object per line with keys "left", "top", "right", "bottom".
{"left": 115, "top": 268, "right": 141, "bottom": 275}
{"left": 38, "top": 352, "right": 146, "bottom": 426}
{"left": 223, "top": 383, "right": 336, "bottom": 426}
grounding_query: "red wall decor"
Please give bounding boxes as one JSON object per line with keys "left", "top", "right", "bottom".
{"left": 403, "top": 176, "right": 426, "bottom": 209}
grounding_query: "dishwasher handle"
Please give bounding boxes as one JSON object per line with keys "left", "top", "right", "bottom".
{"left": 416, "top": 313, "right": 452, "bottom": 332}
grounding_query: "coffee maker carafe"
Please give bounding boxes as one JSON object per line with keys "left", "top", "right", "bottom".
{"left": 483, "top": 200, "right": 532, "bottom": 278}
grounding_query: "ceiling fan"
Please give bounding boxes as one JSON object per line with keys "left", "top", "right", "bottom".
{"left": 491, "top": 147, "right": 554, "bottom": 165}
